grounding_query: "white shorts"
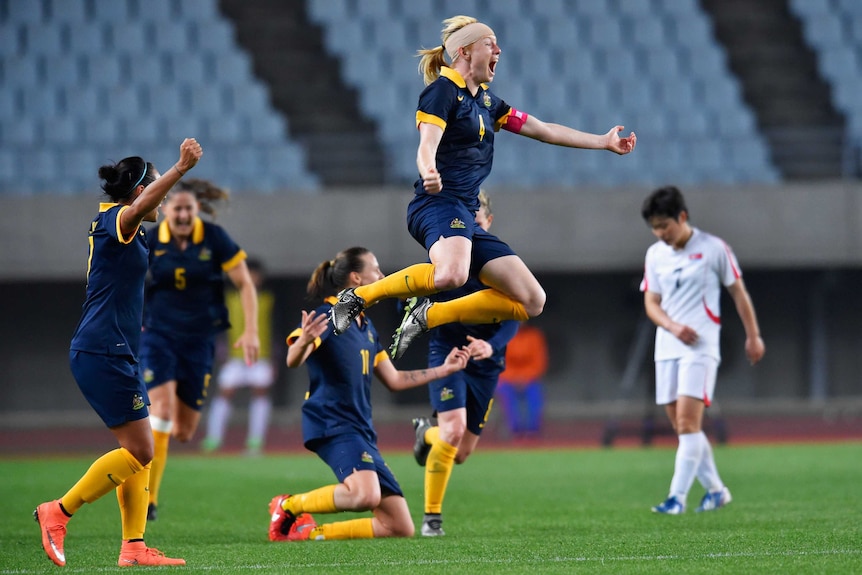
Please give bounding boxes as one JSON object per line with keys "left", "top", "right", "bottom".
{"left": 655, "top": 356, "right": 719, "bottom": 407}
{"left": 218, "top": 358, "right": 274, "bottom": 390}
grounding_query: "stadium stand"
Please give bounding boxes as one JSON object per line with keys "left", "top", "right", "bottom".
{"left": 307, "top": 0, "right": 779, "bottom": 186}
{"left": 4, "top": 0, "right": 861, "bottom": 193}
{"left": 0, "top": 0, "right": 318, "bottom": 194}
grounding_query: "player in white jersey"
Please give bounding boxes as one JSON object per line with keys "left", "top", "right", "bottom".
{"left": 640, "top": 186, "right": 765, "bottom": 514}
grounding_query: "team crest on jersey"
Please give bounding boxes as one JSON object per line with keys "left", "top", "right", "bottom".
{"left": 689, "top": 253, "right": 703, "bottom": 260}
{"left": 368, "top": 332, "right": 374, "bottom": 343}
{"left": 143, "top": 368, "right": 154, "bottom": 383}
{"left": 440, "top": 387, "right": 454, "bottom": 402}
{"left": 483, "top": 93, "right": 491, "bottom": 107}
{"left": 449, "top": 218, "right": 466, "bottom": 229}
{"left": 132, "top": 393, "right": 146, "bottom": 411}
{"left": 199, "top": 247, "right": 212, "bottom": 261}
{"left": 361, "top": 451, "right": 374, "bottom": 464}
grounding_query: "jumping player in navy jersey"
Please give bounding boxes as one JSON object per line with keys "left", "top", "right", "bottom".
{"left": 34, "top": 138, "right": 201, "bottom": 568}
{"left": 330, "top": 15, "right": 636, "bottom": 360}
{"left": 409, "top": 190, "right": 520, "bottom": 536}
{"left": 140, "top": 179, "right": 259, "bottom": 521}
{"left": 268, "top": 247, "right": 470, "bottom": 542}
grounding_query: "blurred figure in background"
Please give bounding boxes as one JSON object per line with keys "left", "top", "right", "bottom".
{"left": 35, "top": 139, "right": 200, "bottom": 568}
{"left": 640, "top": 186, "right": 765, "bottom": 515}
{"left": 497, "top": 321, "right": 548, "bottom": 438}
{"left": 411, "top": 189, "right": 520, "bottom": 537}
{"left": 203, "top": 258, "right": 277, "bottom": 455}
{"left": 140, "top": 179, "right": 259, "bottom": 521}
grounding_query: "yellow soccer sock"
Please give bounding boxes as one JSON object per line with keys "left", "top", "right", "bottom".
{"left": 284, "top": 484, "right": 338, "bottom": 515}
{"left": 425, "top": 425, "right": 440, "bottom": 446}
{"left": 117, "top": 463, "right": 150, "bottom": 541}
{"left": 427, "top": 288, "right": 529, "bottom": 329}
{"left": 425, "top": 440, "right": 458, "bottom": 514}
{"left": 148, "top": 427, "right": 171, "bottom": 506}
{"left": 314, "top": 518, "right": 375, "bottom": 540}
{"left": 355, "top": 263, "right": 437, "bottom": 306}
{"left": 61, "top": 447, "right": 143, "bottom": 514}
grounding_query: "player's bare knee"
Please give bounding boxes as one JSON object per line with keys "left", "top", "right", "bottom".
{"left": 172, "top": 428, "right": 194, "bottom": 442}
{"left": 130, "top": 447, "right": 154, "bottom": 466}
{"left": 433, "top": 269, "right": 469, "bottom": 291}
{"left": 524, "top": 288, "right": 547, "bottom": 317}
{"left": 392, "top": 520, "right": 415, "bottom": 538}
{"left": 352, "top": 491, "right": 381, "bottom": 511}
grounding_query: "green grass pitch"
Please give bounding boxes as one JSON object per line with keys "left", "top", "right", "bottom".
{"left": 1, "top": 442, "right": 860, "bottom": 574}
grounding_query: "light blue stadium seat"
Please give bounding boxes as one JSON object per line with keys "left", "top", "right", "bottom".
{"left": 5, "top": 55, "right": 41, "bottom": 87}
{"left": 79, "top": 52, "right": 122, "bottom": 86}
{"left": 192, "top": 18, "right": 234, "bottom": 51}
{"left": 42, "top": 54, "right": 84, "bottom": 88}
{"left": 247, "top": 115, "right": 287, "bottom": 145}
{"left": 20, "top": 86, "right": 61, "bottom": 117}
{"left": 818, "top": 46, "right": 857, "bottom": 80}
{"left": 81, "top": 116, "right": 120, "bottom": 145}
{"left": 642, "top": 46, "right": 682, "bottom": 78}
{"left": 308, "top": 0, "right": 351, "bottom": 23}
{"left": 206, "top": 116, "right": 248, "bottom": 144}
{"left": 105, "top": 21, "right": 147, "bottom": 53}
{"left": 529, "top": 0, "right": 569, "bottom": 19}
{"left": 187, "top": 85, "right": 224, "bottom": 117}
{"left": 788, "top": 0, "right": 831, "bottom": 19}
{"left": 631, "top": 15, "right": 667, "bottom": 47}
{"left": 213, "top": 50, "right": 252, "bottom": 82}
{"left": 617, "top": 0, "right": 654, "bottom": 18}
{"left": 545, "top": 19, "right": 579, "bottom": 49}
{"left": 149, "top": 21, "right": 191, "bottom": 52}
{"left": 671, "top": 13, "right": 714, "bottom": 48}
{"left": 0, "top": 89, "right": 18, "bottom": 117}
{"left": 23, "top": 22, "right": 65, "bottom": 55}
{"left": 41, "top": 116, "right": 78, "bottom": 145}
{"left": 167, "top": 52, "right": 207, "bottom": 85}
{"left": 6, "top": 0, "right": 46, "bottom": 24}
{"left": 159, "top": 116, "right": 203, "bottom": 142}
{"left": 802, "top": 13, "right": 845, "bottom": 48}
{"left": 224, "top": 82, "right": 271, "bottom": 114}
{"left": 91, "top": 0, "right": 134, "bottom": 21}
{"left": 47, "top": 0, "right": 89, "bottom": 25}
{"left": 102, "top": 85, "right": 142, "bottom": 116}
{"left": 323, "top": 22, "right": 365, "bottom": 56}
{"left": 2, "top": 117, "right": 38, "bottom": 146}
{"left": 67, "top": 22, "right": 107, "bottom": 55}
{"left": 717, "top": 107, "right": 757, "bottom": 137}
{"left": 599, "top": 47, "right": 638, "bottom": 80}
{"left": 120, "top": 116, "right": 160, "bottom": 145}
{"left": 0, "top": 23, "right": 21, "bottom": 54}
{"left": 583, "top": 17, "right": 623, "bottom": 49}
{"left": 176, "top": 0, "right": 220, "bottom": 20}
{"left": 575, "top": 0, "right": 611, "bottom": 18}
{"left": 62, "top": 85, "right": 102, "bottom": 117}
{"left": 145, "top": 85, "right": 186, "bottom": 118}
{"left": 393, "top": 0, "right": 434, "bottom": 19}
{"left": 443, "top": 0, "right": 481, "bottom": 18}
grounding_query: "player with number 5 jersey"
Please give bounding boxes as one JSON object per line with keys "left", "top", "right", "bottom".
{"left": 139, "top": 179, "right": 259, "bottom": 522}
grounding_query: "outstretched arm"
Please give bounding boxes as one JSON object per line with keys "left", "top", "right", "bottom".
{"left": 375, "top": 346, "right": 470, "bottom": 392}
{"left": 518, "top": 116, "right": 637, "bottom": 155}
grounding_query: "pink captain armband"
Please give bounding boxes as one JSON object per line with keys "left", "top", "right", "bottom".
{"left": 501, "top": 108, "right": 528, "bottom": 134}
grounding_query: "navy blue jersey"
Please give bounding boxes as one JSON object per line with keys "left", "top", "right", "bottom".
{"left": 143, "top": 218, "right": 245, "bottom": 337}
{"left": 70, "top": 203, "right": 149, "bottom": 360}
{"left": 414, "top": 67, "right": 512, "bottom": 213}
{"left": 286, "top": 297, "right": 387, "bottom": 447}
{"left": 429, "top": 277, "right": 519, "bottom": 378}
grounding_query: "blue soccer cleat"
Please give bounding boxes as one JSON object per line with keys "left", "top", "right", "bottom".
{"left": 651, "top": 495, "right": 685, "bottom": 514}
{"left": 695, "top": 486, "right": 732, "bottom": 512}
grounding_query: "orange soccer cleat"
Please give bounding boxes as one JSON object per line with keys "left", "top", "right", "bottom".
{"left": 118, "top": 541, "right": 186, "bottom": 567}
{"left": 287, "top": 513, "right": 318, "bottom": 541}
{"left": 268, "top": 494, "right": 297, "bottom": 542}
{"left": 34, "top": 499, "right": 70, "bottom": 567}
